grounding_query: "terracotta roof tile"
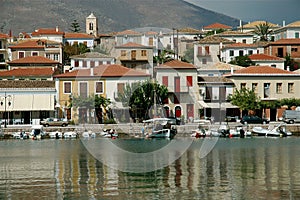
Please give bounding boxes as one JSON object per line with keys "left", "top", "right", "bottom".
{"left": 226, "top": 66, "right": 296, "bottom": 76}
{"left": 31, "top": 28, "right": 64, "bottom": 36}
{"left": 203, "top": 23, "right": 232, "bottom": 30}
{"left": 177, "top": 27, "right": 202, "bottom": 33}
{"left": 241, "top": 21, "right": 280, "bottom": 28}
{"left": 116, "top": 30, "right": 142, "bottom": 36}
{"left": 199, "top": 35, "right": 233, "bottom": 44}
{"left": 9, "top": 39, "right": 46, "bottom": 49}
{"left": 248, "top": 54, "right": 284, "bottom": 61}
{"left": 0, "top": 33, "right": 10, "bottom": 39}
{"left": 116, "top": 42, "right": 149, "bottom": 48}
{"left": 223, "top": 42, "right": 258, "bottom": 48}
{"left": 8, "top": 56, "right": 60, "bottom": 64}
{"left": 286, "top": 21, "right": 300, "bottom": 27}
{"left": 270, "top": 38, "right": 300, "bottom": 45}
{"left": 0, "top": 68, "right": 55, "bottom": 77}
{"left": 218, "top": 31, "right": 253, "bottom": 36}
{"left": 0, "top": 80, "right": 55, "bottom": 88}
{"left": 54, "top": 64, "right": 150, "bottom": 78}
{"left": 64, "top": 32, "right": 94, "bottom": 39}
{"left": 156, "top": 60, "right": 196, "bottom": 69}
{"left": 145, "top": 31, "right": 158, "bottom": 35}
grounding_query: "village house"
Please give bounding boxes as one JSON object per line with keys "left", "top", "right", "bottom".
{"left": 273, "top": 20, "right": 300, "bottom": 41}
{"left": 224, "top": 66, "right": 300, "bottom": 121}
{"left": 155, "top": 60, "right": 200, "bottom": 122}
{"left": 63, "top": 32, "right": 95, "bottom": 49}
{"left": 69, "top": 52, "right": 115, "bottom": 72}
{"left": 54, "top": 64, "right": 150, "bottom": 123}
{"left": 8, "top": 39, "right": 63, "bottom": 63}
{"left": 248, "top": 54, "right": 285, "bottom": 70}
{"left": 194, "top": 35, "right": 234, "bottom": 68}
{"left": 237, "top": 20, "right": 280, "bottom": 33}
{"left": 202, "top": 22, "right": 232, "bottom": 33}
{"left": 7, "top": 56, "right": 61, "bottom": 71}
{"left": 0, "top": 33, "right": 10, "bottom": 69}
{"left": 30, "top": 27, "right": 64, "bottom": 43}
{"left": 217, "top": 31, "right": 254, "bottom": 44}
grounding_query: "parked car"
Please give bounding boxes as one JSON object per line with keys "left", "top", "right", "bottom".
{"left": 225, "top": 116, "right": 240, "bottom": 122}
{"left": 40, "top": 118, "right": 68, "bottom": 127}
{"left": 240, "top": 115, "right": 269, "bottom": 125}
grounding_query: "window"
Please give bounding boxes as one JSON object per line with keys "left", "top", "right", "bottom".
{"left": 288, "top": 83, "right": 294, "bottom": 93}
{"left": 149, "top": 37, "right": 153, "bottom": 46}
{"left": 117, "top": 83, "right": 125, "bottom": 94}
{"left": 141, "top": 50, "right": 147, "bottom": 56}
{"left": 229, "top": 50, "right": 234, "bottom": 56}
{"left": 271, "top": 64, "right": 276, "bottom": 68}
{"left": 79, "top": 82, "right": 88, "bottom": 98}
{"left": 248, "top": 50, "right": 253, "bottom": 55}
{"left": 54, "top": 54, "right": 59, "bottom": 61}
{"left": 46, "top": 54, "right": 51, "bottom": 59}
{"left": 291, "top": 48, "right": 298, "bottom": 52}
{"left": 198, "top": 47, "right": 202, "bottom": 56}
{"left": 131, "top": 50, "right": 136, "bottom": 60}
{"left": 202, "top": 58, "right": 207, "bottom": 64}
{"left": 205, "top": 46, "right": 210, "bottom": 55}
{"left": 95, "top": 82, "right": 103, "bottom": 94}
{"left": 89, "top": 22, "right": 93, "bottom": 30}
{"left": 239, "top": 50, "right": 244, "bottom": 56}
{"left": 18, "top": 51, "right": 25, "bottom": 59}
{"left": 32, "top": 51, "right": 38, "bottom": 56}
{"left": 186, "top": 76, "right": 193, "bottom": 87}
{"left": 90, "top": 61, "right": 95, "bottom": 68}
{"left": 295, "top": 32, "right": 299, "bottom": 38}
{"left": 252, "top": 83, "right": 258, "bottom": 93}
{"left": 64, "top": 82, "right": 72, "bottom": 94}
{"left": 121, "top": 50, "right": 126, "bottom": 56}
{"left": 276, "top": 83, "right": 282, "bottom": 93}
{"left": 264, "top": 83, "right": 270, "bottom": 98}
{"left": 162, "top": 76, "right": 168, "bottom": 87}
{"left": 241, "top": 83, "right": 246, "bottom": 89}
{"left": 242, "top": 39, "right": 246, "bottom": 43}
{"left": 74, "top": 60, "right": 79, "bottom": 67}
{"left": 82, "top": 61, "right": 87, "bottom": 68}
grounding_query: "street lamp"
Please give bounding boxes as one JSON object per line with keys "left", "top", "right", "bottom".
{"left": 0, "top": 92, "right": 12, "bottom": 128}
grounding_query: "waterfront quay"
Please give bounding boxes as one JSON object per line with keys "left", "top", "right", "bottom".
{"left": 1, "top": 122, "right": 300, "bottom": 138}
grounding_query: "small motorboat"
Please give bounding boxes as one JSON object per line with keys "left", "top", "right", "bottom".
{"left": 100, "top": 129, "right": 118, "bottom": 138}
{"left": 29, "top": 125, "right": 46, "bottom": 140}
{"left": 63, "top": 131, "right": 77, "bottom": 139}
{"left": 82, "top": 130, "right": 96, "bottom": 138}
{"left": 143, "top": 118, "right": 177, "bottom": 139}
{"left": 252, "top": 123, "right": 292, "bottom": 137}
{"left": 191, "top": 124, "right": 210, "bottom": 138}
{"left": 49, "top": 131, "right": 63, "bottom": 139}
{"left": 12, "top": 131, "right": 28, "bottom": 139}
{"left": 229, "top": 125, "right": 252, "bottom": 138}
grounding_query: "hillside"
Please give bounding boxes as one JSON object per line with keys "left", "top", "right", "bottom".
{"left": 0, "top": 0, "right": 239, "bottom": 34}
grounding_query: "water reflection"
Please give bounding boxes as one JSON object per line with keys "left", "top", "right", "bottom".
{"left": 0, "top": 138, "right": 299, "bottom": 199}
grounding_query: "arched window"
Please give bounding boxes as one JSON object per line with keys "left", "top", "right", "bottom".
{"left": 89, "top": 23, "right": 93, "bottom": 30}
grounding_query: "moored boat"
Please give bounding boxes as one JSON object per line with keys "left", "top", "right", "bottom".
{"left": 252, "top": 123, "right": 292, "bottom": 137}
{"left": 143, "top": 118, "right": 177, "bottom": 139}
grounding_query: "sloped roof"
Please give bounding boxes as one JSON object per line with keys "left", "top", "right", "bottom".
{"left": 225, "top": 66, "right": 298, "bottom": 76}
{"left": 199, "top": 76, "right": 233, "bottom": 84}
{"left": 218, "top": 31, "right": 253, "bottom": 36}
{"left": 116, "top": 30, "right": 142, "bottom": 36}
{"left": 203, "top": 23, "right": 232, "bottom": 29}
{"left": 199, "top": 62, "right": 243, "bottom": 71}
{"left": 0, "top": 80, "right": 55, "bottom": 88}
{"left": 9, "top": 40, "right": 45, "bottom": 49}
{"left": 286, "top": 21, "right": 300, "bottom": 27}
{"left": 269, "top": 38, "right": 300, "bottom": 45}
{"left": 54, "top": 64, "right": 150, "bottom": 78}
{"left": 0, "top": 68, "right": 55, "bottom": 77}
{"left": 248, "top": 54, "right": 284, "bottom": 61}
{"left": 31, "top": 28, "right": 64, "bottom": 36}
{"left": 198, "top": 35, "right": 233, "bottom": 44}
{"left": 116, "top": 42, "right": 150, "bottom": 48}
{"left": 64, "top": 32, "right": 94, "bottom": 39}
{"left": 0, "top": 33, "right": 10, "bottom": 39}
{"left": 177, "top": 27, "right": 202, "bottom": 33}
{"left": 222, "top": 42, "right": 258, "bottom": 48}
{"left": 70, "top": 52, "right": 113, "bottom": 59}
{"left": 156, "top": 60, "right": 196, "bottom": 69}
{"left": 241, "top": 21, "right": 280, "bottom": 28}
{"left": 8, "top": 56, "right": 60, "bottom": 64}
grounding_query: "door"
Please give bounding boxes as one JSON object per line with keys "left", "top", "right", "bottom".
{"left": 186, "top": 104, "right": 194, "bottom": 120}
{"left": 277, "top": 48, "right": 284, "bottom": 57}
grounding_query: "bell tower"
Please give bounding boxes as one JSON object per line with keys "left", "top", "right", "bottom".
{"left": 86, "top": 13, "right": 98, "bottom": 37}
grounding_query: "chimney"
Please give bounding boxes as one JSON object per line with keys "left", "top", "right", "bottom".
{"left": 282, "top": 20, "right": 286, "bottom": 27}
{"left": 287, "top": 66, "right": 290, "bottom": 71}
{"left": 231, "top": 66, "right": 234, "bottom": 74}
{"left": 56, "top": 26, "right": 59, "bottom": 32}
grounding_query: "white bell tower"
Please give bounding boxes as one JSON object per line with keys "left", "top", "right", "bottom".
{"left": 86, "top": 12, "right": 98, "bottom": 37}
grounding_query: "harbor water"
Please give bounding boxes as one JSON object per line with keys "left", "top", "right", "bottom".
{"left": 0, "top": 137, "right": 299, "bottom": 199}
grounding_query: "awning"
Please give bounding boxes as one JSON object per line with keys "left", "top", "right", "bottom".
{"left": 198, "top": 101, "right": 238, "bottom": 109}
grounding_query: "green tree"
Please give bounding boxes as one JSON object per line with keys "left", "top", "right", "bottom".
{"left": 63, "top": 43, "right": 90, "bottom": 65}
{"left": 154, "top": 49, "right": 173, "bottom": 65}
{"left": 228, "top": 88, "right": 260, "bottom": 115}
{"left": 181, "top": 47, "right": 194, "bottom": 63}
{"left": 253, "top": 21, "right": 273, "bottom": 41}
{"left": 279, "top": 98, "right": 300, "bottom": 109}
{"left": 205, "top": 28, "right": 226, "bottom": 36}
{"left": 117, "top": 80, "right": 168, "bottom": 121}
{"left": 70, "top": 19, "right": 81, "bottom": 32}
{"left": 71, "top": 94, "right": 111, "bottom": 124}
{"left": 229, "top": 55, "right": 254, "bottom": 67}
{"left": 284, "top": 54, "right": 299, "bottom": 71}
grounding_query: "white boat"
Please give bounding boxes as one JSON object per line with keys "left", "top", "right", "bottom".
{"left": 12, "top": 131, "right": 29, "bottom": 139}
{"left": 252, "top": 123, "right": 292, "bottom": 137}
{"left": 143, "top": 118, "right": 177, "bottom": 139}
{"left": 63, "top": 131, "right": 77, "bottom": 139}
{"left": 29, "top": 125, "right": 46, "bottom": 140}
{"left": 49, "top": 131, "right": 63, "bottom": 139}
{"left": 82, "top": 130, "right": 96, "bottom": 138}
{"left": 229, "top": 125, "right": 252, "bottom": 138}
{"left": 191, "top": 124, "right": 211, "bottom": 138}
{"left": 100, "top": 129, "right": 118, "bottom": 138}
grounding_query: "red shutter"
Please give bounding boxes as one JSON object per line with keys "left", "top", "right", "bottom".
{"left": 186, "top": 76, "right": 192, "bottom": 87}
{"left": 162, "top": 76, "right": 168, "bottom": 86}
{"left": 175, "top": 77, "right": 180, "bottom": 92}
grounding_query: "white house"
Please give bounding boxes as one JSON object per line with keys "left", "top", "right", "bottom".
{"left": 248, "top": 54, "right": 285, "bottom": 70}
{"left": 217, "top": 31, "right": 254, "bottom": 44}
{"left": 64, "top": 32, "right": 95, "bottom": 49}
{"left": 273, "top": 21, "right": 300, "bottom": 41}
{"left": 31, "top": 27, "right": 64, "bottom": 43}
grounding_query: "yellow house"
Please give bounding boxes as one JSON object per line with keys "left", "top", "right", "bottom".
{"left": 54, "top": 64, "right": 150, "bottom": 124}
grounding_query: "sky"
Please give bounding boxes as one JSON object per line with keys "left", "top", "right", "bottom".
{"left": 185, "top": 0, "right": 300, "bottom": 25}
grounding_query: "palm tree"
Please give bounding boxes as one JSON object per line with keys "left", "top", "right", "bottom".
{"left": 253, "top": 21, "right": 273, "bottom": 41}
